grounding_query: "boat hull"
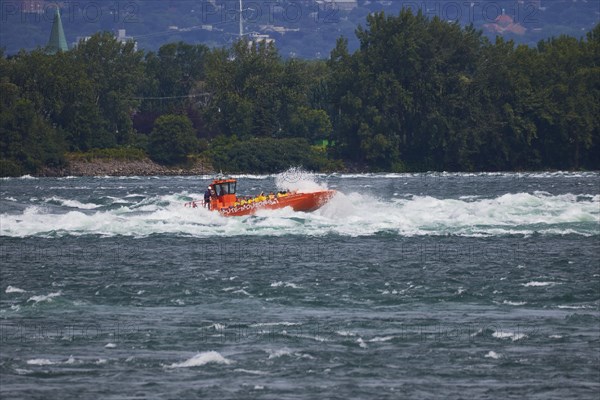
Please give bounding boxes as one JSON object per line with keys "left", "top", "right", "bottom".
{"left": 218, "top": 190, "right": 336, "bottom": 216}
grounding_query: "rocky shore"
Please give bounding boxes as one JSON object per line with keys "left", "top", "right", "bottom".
{"left": 36, "top": 158, "right": 214, "bottom": 177}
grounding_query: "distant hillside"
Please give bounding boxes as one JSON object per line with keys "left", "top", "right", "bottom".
{"left": 1, "top": 0, "right": 598, "bottom": 57}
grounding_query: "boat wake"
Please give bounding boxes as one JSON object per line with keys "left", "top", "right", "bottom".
{"left": 1, "top": 178, "right": 598, "bottom": 238}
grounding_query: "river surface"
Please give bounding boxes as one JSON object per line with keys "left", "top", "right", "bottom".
{"left": 1, "top": 171, "right": 599, "bottom": 399}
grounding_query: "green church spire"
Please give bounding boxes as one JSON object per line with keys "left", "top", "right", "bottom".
{"left": 47, "top": 7, "right": 68, "bottom": 54}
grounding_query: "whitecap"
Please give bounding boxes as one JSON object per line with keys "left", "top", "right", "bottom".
{"left": 470, "top": 328, "right": 484, "bottom": 337}
{"left": 249, "top": 322, "right": 300, "bottom": 327}
{"left": 27, "top": 291, "right": 62, "bottom": 303}
{"left": 503, "top": 300, "right": 527, "bottom": 306}
{"left": 267, "top": 348, "right": 293, "bottom": 359}
{"left": 357, "top": 338, "right": 368, "bottom": 348}
{"left": 557, "top": 305, "right": 589, "bottom": 309}
{"left": 15, "top": 368, "right": 32, "bottom": 374}
{"left": 492, "top": 331, "right": 526, "bottom": 341}
{"left": 26, "top": 358, "right": 54, "bottom": 365}
{"left": 485, "top": 351, "right": 500, "bottom": 359}
{"left": 270, "top": 281, "right": 301, "bottom": 289}
{"left": 522, "top": 281, "right": 556, "bottom": 287}
{"left": 105, "top": 343, "right": 116, "bottom": 348}
{"left": 45, "top": 196, "right": 99, "bottom": 210}
{"left": 369, "top": 336, "right": 394, "bottom": 342}
{"left": 5, "top": 286, "right": 26, "bottom": 293}
{"left": 234, "top": 369, "right": 268, "bottom": 375}
{"left": 168, "top": 351, "right": 232, "bottom": 368}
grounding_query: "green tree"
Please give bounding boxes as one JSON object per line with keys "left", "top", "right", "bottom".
{"left": 148, "top": 114, "right": 197, "bottom": 164}
{"left": 70, "top": 32, "right": 144, "bottom": 148}
{"left": 142, "top": 42, "right": 209, "bottom": 116}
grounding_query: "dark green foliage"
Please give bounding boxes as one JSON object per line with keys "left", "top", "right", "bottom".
{"left": 327, "top": 10, "right": 600, "bottom": 171}
{"left": 148, "top": 114, "right": 197, "bottom": 165}
{"left": 208, "top": 136, "right": 334, "bottom": 174}
{"left": 203, "top": 41, "right": 333, "bottom": 141}
{"left": 141, "top": 42, "right": 209, "bottom": 116}
{"left": 0, "top": 159, "right": 23, "bottom": 177}
{"left": 0, "top": 83, "right": 66, "bottom": 174}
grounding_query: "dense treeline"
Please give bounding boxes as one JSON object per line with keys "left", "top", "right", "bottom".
{"left": 1, "top": 9, "right": 598, "bottom": 176}
{"left": 329, "top": 10, "right": 599, "bottom": 171}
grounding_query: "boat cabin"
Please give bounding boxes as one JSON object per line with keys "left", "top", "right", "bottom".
{"left": 210, "top": 178, "right": 237, "bottom": 209}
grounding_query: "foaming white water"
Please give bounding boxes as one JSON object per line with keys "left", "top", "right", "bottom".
{"left": 27, "top": 291, "right": 62, "bottom": 303}
{"left": 45, "top": 196, "right": 99, "bottom": 210}
{"left": 492, "top": 331, "right": 527, "bottom": 341}
{"left": 26, "top": 358, "right": 54, "bottom": 365}
{"left": 5, "top": 286, "right": 26, "bottom": 293}
{"left": 1, "top": 187, "right": 598, "bottom": 238}
{"left": 274, "top": 168, "right": 328, "bottom": 193}
{"left": 503, "top": 300, "right": 527, "bottom": 306}
{"left": 266, "top": 348, "right": 293, "bottom": 359}
{"left": 270, "top": 281, "right": 302, "bottom": 289}
{"left": 168, "top": 351, "right": 232, "bottom": 368}
{"left": 522, "top": 281, "right": 557, "bottom": 287}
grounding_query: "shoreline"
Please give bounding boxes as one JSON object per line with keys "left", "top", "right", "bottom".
{"left": 35, "top": 158, "right": 214, "bottom": 177}
{"left": 14, "top": 158, "right": 596, "bottom": 178}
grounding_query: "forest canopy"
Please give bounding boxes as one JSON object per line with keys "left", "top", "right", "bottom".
{"left": 1, "top": 9, "right": 598, "bottom": 176}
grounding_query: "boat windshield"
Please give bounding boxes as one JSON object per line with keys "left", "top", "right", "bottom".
{"left": 214, "top": 182, "right": 237, "bottom": 196}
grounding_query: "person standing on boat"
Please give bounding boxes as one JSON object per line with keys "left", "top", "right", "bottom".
{"left": 204, "top": 186, "right": 212, "bottom": 210}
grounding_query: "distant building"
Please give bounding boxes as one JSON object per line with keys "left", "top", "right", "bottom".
{"left": 73, "top": 29, "right": 137, "bottom": 51}
{"left": 73, "top": 36, "right": 91, "bottom": 48}
{"left": 259, "top": 25, "right": 300, "bottom": 34}
{"left": 248, "top": 33, "right": 275, "bottom": 45}
{"left": 116, "top": 29, "right": 137, "bottom": 50}
{"left": 483, "top": 11, "right": 527, "bottom": 35}
{"left": 318, "top": 0, "right": 358, "bottom": 12}
{"left": 46, "top": 7, "right": 68, "bottom": 54}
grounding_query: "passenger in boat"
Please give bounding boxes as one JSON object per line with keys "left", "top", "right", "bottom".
{"left": 268, "top": 192, "right": 275, "bottom": 200}
{"left": 204, "top": 186, "right": 212, "bottom": 209}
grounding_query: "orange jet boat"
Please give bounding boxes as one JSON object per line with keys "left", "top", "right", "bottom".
{"left": 185, "top": 177, "right": 336, "bottom": 217}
